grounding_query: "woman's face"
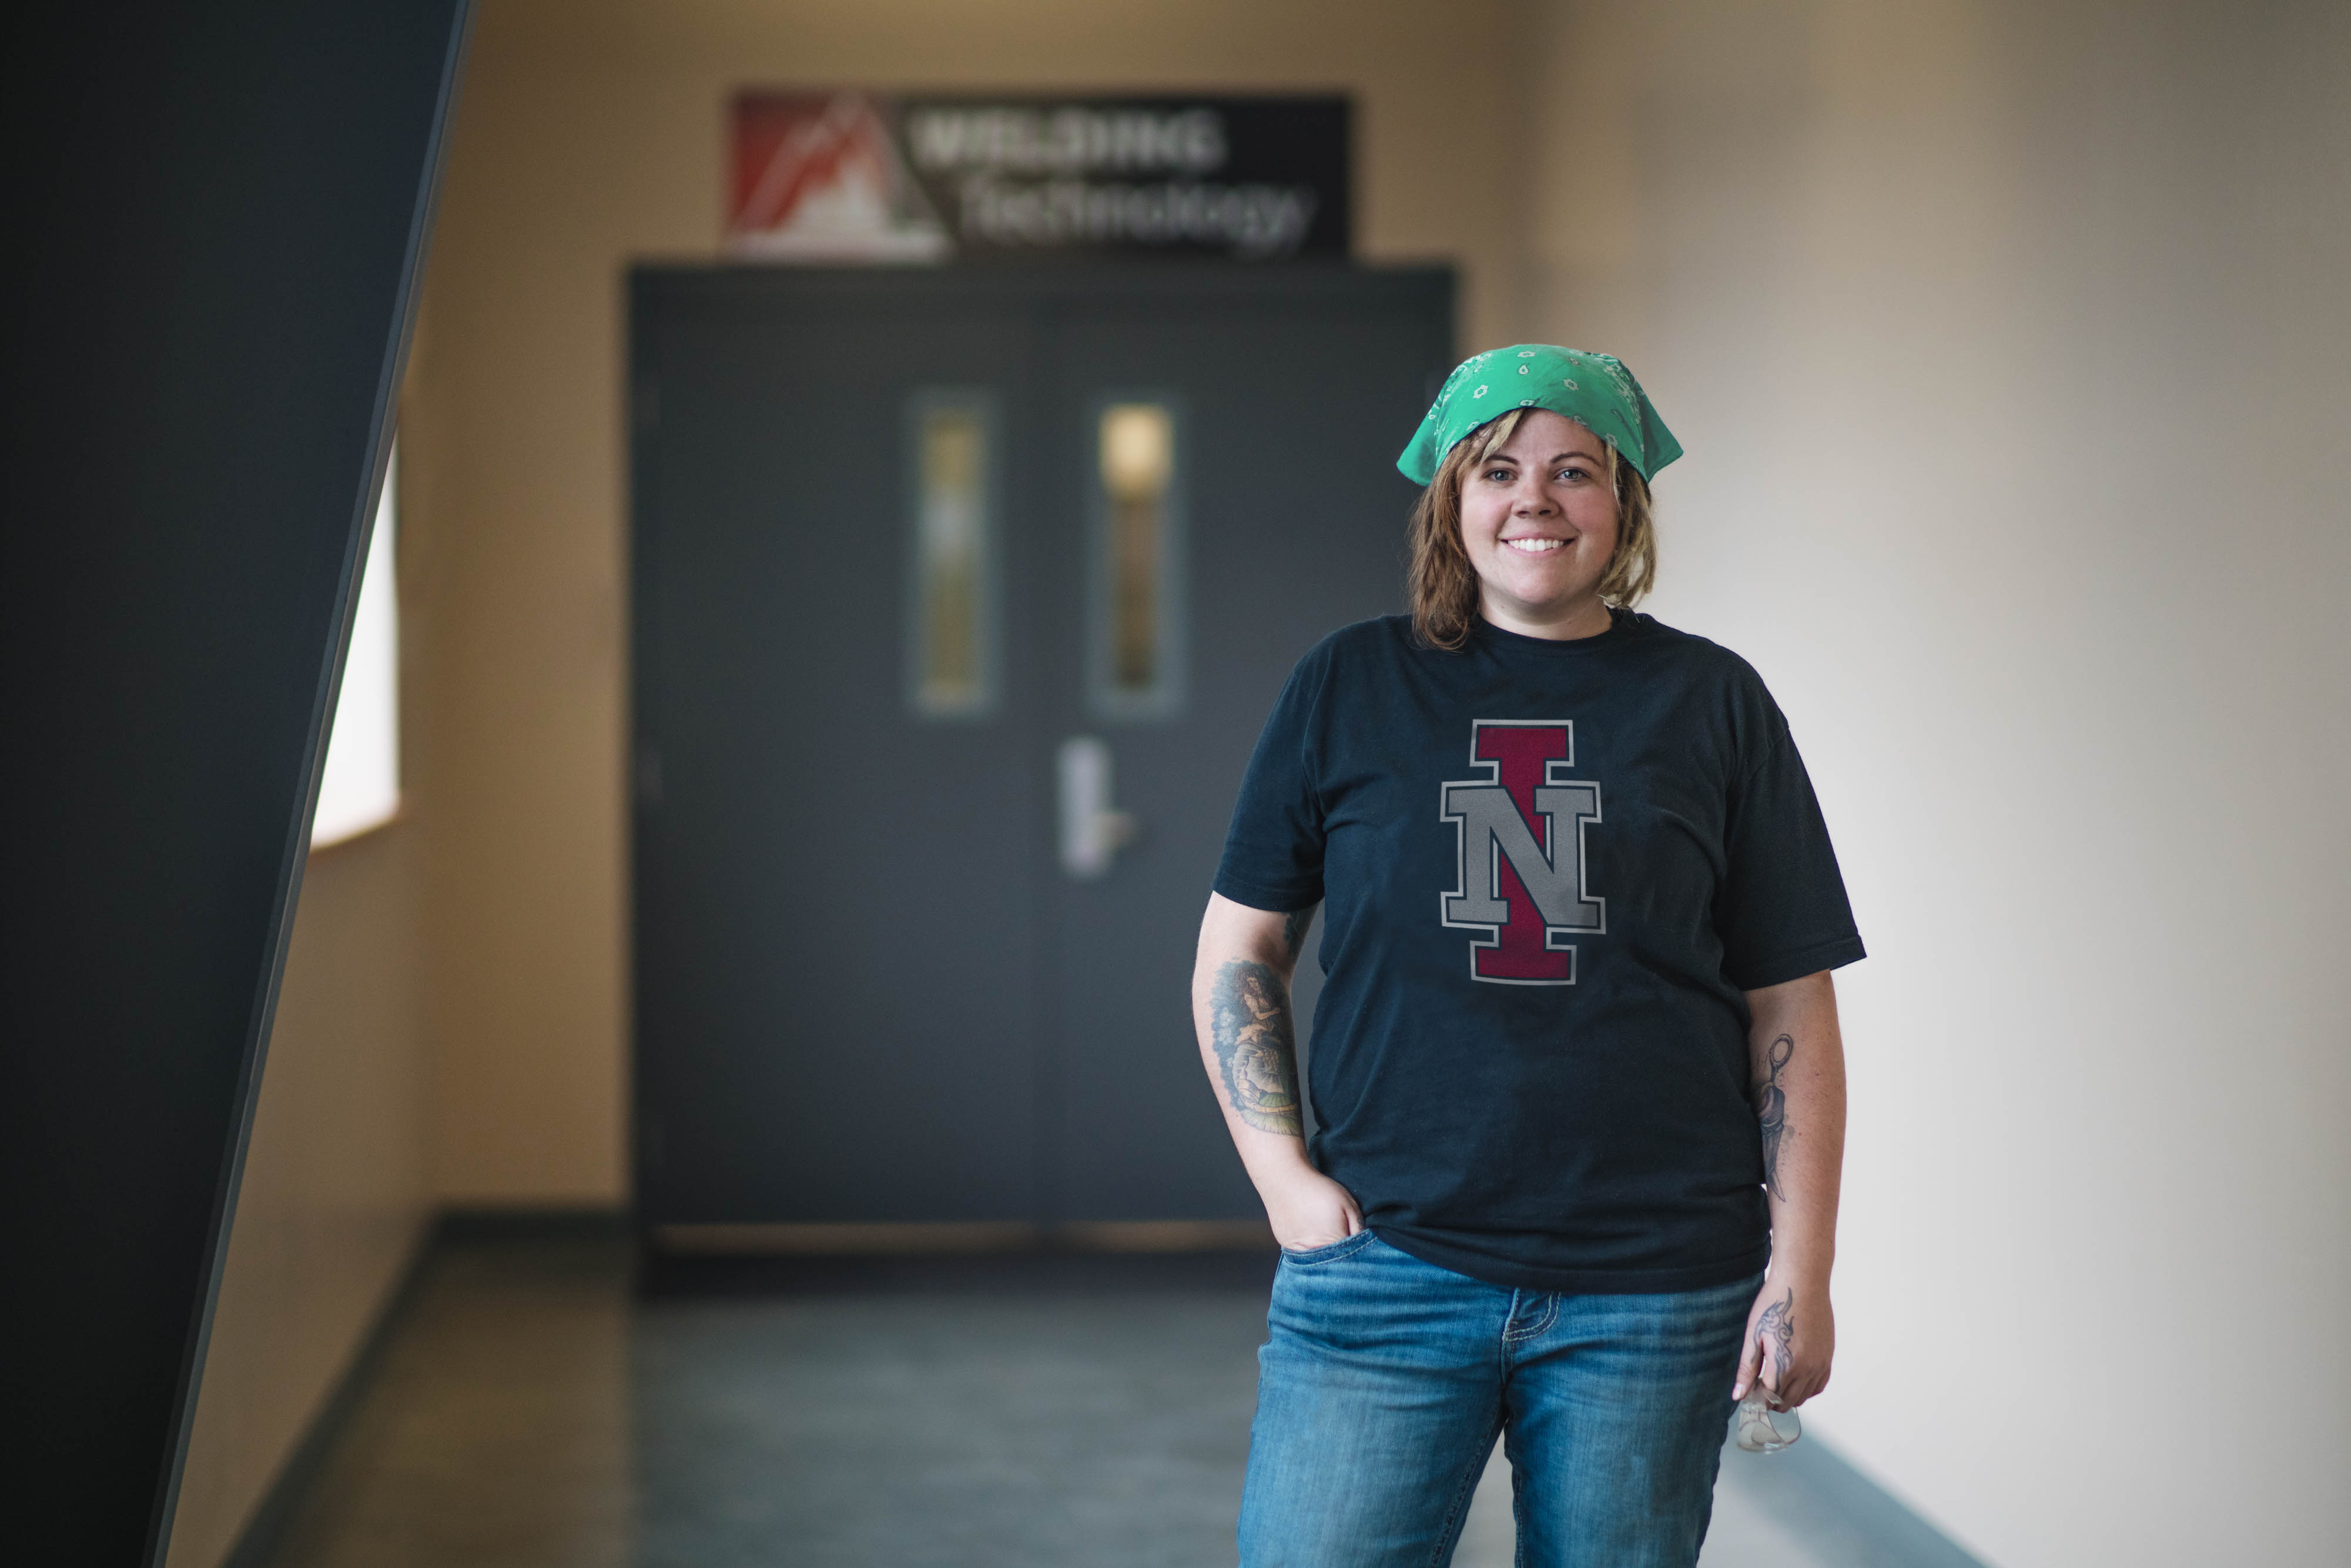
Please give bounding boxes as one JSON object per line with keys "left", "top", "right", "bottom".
{"left": 1457, "top": 410, "right": 1620, "bottom": 637}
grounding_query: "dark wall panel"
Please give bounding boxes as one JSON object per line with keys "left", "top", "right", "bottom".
{"left": 0, "top": 3, "right": 470, "bottom": 1561}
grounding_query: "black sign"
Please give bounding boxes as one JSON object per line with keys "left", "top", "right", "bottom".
{"left": 900, "top": 95, "right": 1348, "bottom": 261}
{"left": 729, "top": 92, "right": 1349, "bottom": 264}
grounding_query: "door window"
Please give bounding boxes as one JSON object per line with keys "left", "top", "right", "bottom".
{"left": 1089, "top": 397, "right": 1184, "bottom": 719}
{"left": 906, "top": 390, "right": 1000, "bottom": 718}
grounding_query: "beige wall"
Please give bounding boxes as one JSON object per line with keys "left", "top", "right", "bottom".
{"left": 1527, "top": 2, "right": 2351, "bottom": 1563}
{"left": 406, "top": 0, "right": 1529, "bottom": 1203}
{"left": 165, "top": 826, "right": 434, "bottom": 1568}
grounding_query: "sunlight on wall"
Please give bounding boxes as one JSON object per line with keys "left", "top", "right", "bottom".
{"left": 312, "top": 448, "right": 400, "bottom": 849}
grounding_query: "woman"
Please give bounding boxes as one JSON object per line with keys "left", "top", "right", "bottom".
{"left": 1191, "top": 346, "right": 1863, "bottom": 1567}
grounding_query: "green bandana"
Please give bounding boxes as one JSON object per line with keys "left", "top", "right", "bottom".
{"left": 1396, "top": 344, "right": 1683, "bottom": 485}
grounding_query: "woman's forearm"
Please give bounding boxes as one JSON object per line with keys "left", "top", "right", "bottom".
{"left": 1204, "top": 953, "right": 1305, "bottom": 1140}
{"left": 1189, "top": 893, "right": 1365, "bottom": 1257}
{"left": 1746, "top": 971, "right": 1847, "bottom": 1281}
{"left": 1731, "top": 970, "right": 1847, "bottom": 1402}
{"left": 1191, "top": 893, "right": 1315, "bottom": 1169}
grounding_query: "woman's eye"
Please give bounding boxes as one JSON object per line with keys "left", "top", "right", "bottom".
{"left": 1483, "top": 467, "right": 1515, "bottom": 483}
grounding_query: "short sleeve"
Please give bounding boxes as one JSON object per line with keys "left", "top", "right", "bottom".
{"left": 1212, "top": 655, "right": 1328, "bottom": 913}
{"left": 1714, "top": 725, "right": 1866, "bottom": 991}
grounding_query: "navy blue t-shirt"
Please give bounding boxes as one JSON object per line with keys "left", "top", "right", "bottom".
{"left": 1213, "top": 611, "right": 1865, "bottom": 1293}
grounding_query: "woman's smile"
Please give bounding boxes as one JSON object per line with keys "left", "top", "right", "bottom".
{"left": 1456, "top": 408, "right": 1622, "bottom": 638}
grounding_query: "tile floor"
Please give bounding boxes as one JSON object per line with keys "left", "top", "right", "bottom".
{"left": 256, "top": 1237, "right": 1843, "bottom": 1568}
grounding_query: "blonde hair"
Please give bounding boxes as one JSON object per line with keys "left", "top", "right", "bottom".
{"left": 1406, "top": 408, "right": 1656, "bottom": 651}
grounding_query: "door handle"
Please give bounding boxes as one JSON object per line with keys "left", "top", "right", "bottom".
{"left": 1057, "top": 735, "right": 1138, "bottom": 879}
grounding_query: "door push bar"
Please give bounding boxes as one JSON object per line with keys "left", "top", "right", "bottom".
{"left": 1057, "top": 735, "right": 1140, "bottom": 879}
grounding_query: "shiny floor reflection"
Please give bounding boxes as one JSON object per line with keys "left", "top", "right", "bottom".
{"left": 262, "top": 1235, "right": 1838, "bottom": 1568}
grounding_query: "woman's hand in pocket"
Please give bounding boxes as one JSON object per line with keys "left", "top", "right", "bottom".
{"left": 1256, "top": 1162, "right": 1363, "bottom": 1252}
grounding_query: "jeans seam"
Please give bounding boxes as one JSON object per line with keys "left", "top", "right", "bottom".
{"left": 1278, "top": 1230, "right": 1377, "bottom": 1267}
{"left": 1421, "top": 1416, "right": 1502, "bottom": 1568}
{"left": 1501, "top": 1292, "right": 1556, "bottom": 1343}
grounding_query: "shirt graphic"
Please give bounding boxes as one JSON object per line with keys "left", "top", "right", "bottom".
{"left": 1438, "top": 720, "right": 1605, "bottom": 984}
{"left": 1213, "top": 614, "right": 1866, "bottom": 1292}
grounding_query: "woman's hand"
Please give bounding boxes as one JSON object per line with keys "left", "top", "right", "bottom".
{"left": 1255, "top": 1160, "right": 1363, "bottom": 1252}
{"left": 1732, "top": 1271, "right": 1835, "bottom": 1408}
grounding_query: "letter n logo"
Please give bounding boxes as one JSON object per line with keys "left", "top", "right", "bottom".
{"left": 1439, "top": 721, "right": 1605, "bottom": 984}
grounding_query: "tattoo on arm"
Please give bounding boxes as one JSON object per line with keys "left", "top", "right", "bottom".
{"left": 1281, "top": 903, "right": 1318, "bottom": 960}
{"left": 1756, "top": 1287, "right": 1795, "bottom": 1389}
{"left": 1210, "top": 959, "right": 1303, "bottom": 1137}
{"left": 1755, "top": 1033, "right": 1794, "bottom": 1201}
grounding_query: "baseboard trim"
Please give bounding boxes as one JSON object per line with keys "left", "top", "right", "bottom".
{"left": 209, "top": 1205, "right": 626, "bottom": 1568}
{"left": 651, "top": 1220, "right": 1041, "bottom": 1254}
{"left": 213, "top": 1218, "right": 439, "bottom": 1568}
{"left": 434, "top": 1203, "right": 632, "bottom": 1244}
{"left": 1055, "top": 1219, "right": 1275, "bottom": 1252}
{"left": 648, "top": 1218, "right": 1275, "bottom": 1256}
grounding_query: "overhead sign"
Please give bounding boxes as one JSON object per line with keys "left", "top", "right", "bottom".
{"left": 727, "top": 92, "right": 1349, "bottom": 264}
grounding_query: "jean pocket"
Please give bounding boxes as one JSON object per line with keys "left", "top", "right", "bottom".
{"left": 1278, "top": 1230, "right": 1377, "bottom": 1266}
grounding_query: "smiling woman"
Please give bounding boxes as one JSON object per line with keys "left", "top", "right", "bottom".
{"left": 1191, "top": 344, "right": 1863, "bottom": 1568}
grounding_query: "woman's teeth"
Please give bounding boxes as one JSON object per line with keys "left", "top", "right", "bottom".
{"left": 1505, "top": 537, "right": 1566, "bottom": 552}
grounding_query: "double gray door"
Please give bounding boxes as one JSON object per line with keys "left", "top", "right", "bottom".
{"left": 631, "top": 266, "right": 1451, "bottom": 1235}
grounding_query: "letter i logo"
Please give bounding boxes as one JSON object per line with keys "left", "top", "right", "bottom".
{"left": 1438, "top": 721, "right": 1605, "bottom": 984}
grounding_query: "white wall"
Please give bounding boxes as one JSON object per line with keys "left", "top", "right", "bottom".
{"left": 1525, "top": 3, "right": 2351, "bottom": 1563}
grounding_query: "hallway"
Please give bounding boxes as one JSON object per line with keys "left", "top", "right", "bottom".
{"left": 16, "top": 2, "right": 2351, "bottom": 1561}
{"left": 254, "top": 1234, "right": 1914, "bottom": 1568}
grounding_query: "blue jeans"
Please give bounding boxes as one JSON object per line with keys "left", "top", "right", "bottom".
{"left": 1238, "top": 1231, "right": 1758, "bottom": 1568}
